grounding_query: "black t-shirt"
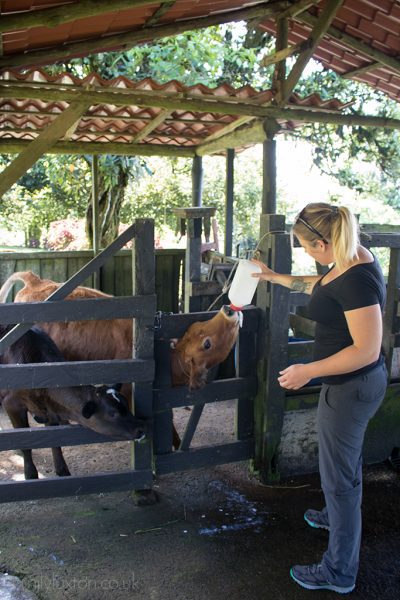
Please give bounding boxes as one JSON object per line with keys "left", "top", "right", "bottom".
{"left": 307, "top": 255, "right": 386, "bottom": 384}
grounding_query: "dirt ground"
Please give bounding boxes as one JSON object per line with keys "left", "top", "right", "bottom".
{"left": 0, "top": 401, "right": 399, "bottom": 600}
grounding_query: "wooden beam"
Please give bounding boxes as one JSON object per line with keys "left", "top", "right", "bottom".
{"left": 261, "top": 43, "right": 301, "bottom": 67}
{"left": 0, "top": 0, "right": 174, "bottom": 33}
{"left": 144, "top": 1, "right": 176, "bottom": 27}
{"left": 0, "top": 100, "right": 88, "bottom": 198}
{"left": 130, "top": 109, "right": 171, "bottom": 143}
{"left": 196, "top": 119, "right": 267, "bottom": 155}
{"left": 0, "top": 83, "right": 289, "bottom": 117}
{"left": 258, "top": 106, "right": 400, "bottom": 129}
{"left": 0, "top": 139, "right": 196, "bottom": 157}
{"left": 272, "top": 15, "right": 288, "bottom": 102}
{"left": 342, "top": 61, "right": 382, "bottom": 79}
{"left": 278, "top": 0, "right": 318, "bottom": 19}
{"left": 281, "top": 0, "right": 344, "bottom": 102}
{"left": 0, "top": 2, "right": 289, "bottom": 70}
{"left": 297, "top": 11, "right": 400, "bottom": 78}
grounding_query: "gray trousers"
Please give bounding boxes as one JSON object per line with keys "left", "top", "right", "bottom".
{"left": 317, "top": 362, "right": 387, "bottom": 587}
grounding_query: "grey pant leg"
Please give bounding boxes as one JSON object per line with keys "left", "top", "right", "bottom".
{"left": 317, "top": 364, "right": 387, "bottom": 587}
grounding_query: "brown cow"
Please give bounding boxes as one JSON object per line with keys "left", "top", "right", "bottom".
{"left": 0, "top": 271, "right": 240, "bottom": 443}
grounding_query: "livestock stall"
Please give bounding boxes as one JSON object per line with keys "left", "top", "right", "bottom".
{"left": 0, "top": 214, "right": 399, "bottom": 500}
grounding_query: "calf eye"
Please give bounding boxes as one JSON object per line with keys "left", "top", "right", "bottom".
{"left": 203, "top": 338, "right": 212, "bottom": 350}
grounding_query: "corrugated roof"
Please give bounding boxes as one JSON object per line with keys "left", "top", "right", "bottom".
{"left": 1, "top": 2, "right": 399, "bottom": 104}
{"left": 0, "top": 69, "right": 350, "bottom": 153}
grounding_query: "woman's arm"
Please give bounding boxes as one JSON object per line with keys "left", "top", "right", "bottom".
{"left": 250, "top": 259, "right": 321, "bottom": 295}
{"left": 278, "top": 304, "right": 383, "bottom": 390}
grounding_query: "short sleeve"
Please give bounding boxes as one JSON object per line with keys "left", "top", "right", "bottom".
{"left": 337, "top": 269, "right": 383, "bottom": 312}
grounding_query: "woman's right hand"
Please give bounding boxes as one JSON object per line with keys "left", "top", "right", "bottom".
{"left": 250, "top": 259, "right": 276, "bottom": 282}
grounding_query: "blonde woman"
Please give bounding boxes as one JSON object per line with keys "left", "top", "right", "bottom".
{"left": 252, "top": 203, "right": 387, "bottom": 594}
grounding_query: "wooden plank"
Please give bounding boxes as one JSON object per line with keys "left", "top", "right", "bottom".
{"left": 131, "top": 109, "right": 171, "bottom": 142}
{"left": 152, "top": 340, "right": 173, "bottom": 455}
{"left": 0, "top": 470, "right": 153, "bottom": 503}
{"left": 0, "top": 295, "right": 156, "bottom": 325}
{"left": 383, "top": 248, "right": 400, "bottom": 376}
{"left": 154, "top": 306, "right": 260, "bottom": 339}
{"left": 154, "top": 376, "right": 257, "bottom": 411}
{"left": 289, "top": 313, "right": 316, "bottom": 339}
{"left": 281, "top": 0, "right": 344, "bottom": 102}
{"left": 131, "top": 220, "right": 155, "bottom": 475}
{"left": 155, "top": 439, "right": 255, "bottom": 475}
{"left": 235, "top": 327, "right": 258, "bottom": 440}
{"left": 178, "top": 404, "right": 205, "bottom": 451}
{"left": 288, "top": 340, "right": 314, "bottom": 362}
{"left": 289, "top": 291, "right": 310, "bottom": 307}
{"left": 0, "top": 0, "right": 172, "bottom": 33}
{"left": 0, "top": 101, "right": 89, "bottom": 198}
{"left": 187, "top": 281, "right": 222, "bottom": 297}
{"left": 0, "top": 424, "right": 142, "bottom": 451}
{"left": 0, "top": 358, "right": 154, "bottom": 389}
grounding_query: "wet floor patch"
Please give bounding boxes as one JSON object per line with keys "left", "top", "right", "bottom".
{"left": 198, "top": 480, "right": 268, "bottom": 536}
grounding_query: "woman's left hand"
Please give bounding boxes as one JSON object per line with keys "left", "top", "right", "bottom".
{"left": 278, "top": 364, "right": 312, "bottom": 390}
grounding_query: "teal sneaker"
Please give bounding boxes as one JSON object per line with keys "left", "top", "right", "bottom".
{"left": 290, "top": 563, "right": 355, "bottom": 594}
{"left": 304, "top": 508, "right": 330, "bottom": 531}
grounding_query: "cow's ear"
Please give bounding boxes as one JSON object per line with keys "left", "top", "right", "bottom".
{"left": 82, "top": 400, "right": 98, "bottom": 419}
{"left": 170, "top": 338, "right": 178, "bottom": 349}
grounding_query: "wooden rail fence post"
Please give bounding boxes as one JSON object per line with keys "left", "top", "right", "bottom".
{"left": 131, "top": 219, "right": 157, "bottom": 504}
{"left": 254, "top": 214, "right": 291, "bottom": 482}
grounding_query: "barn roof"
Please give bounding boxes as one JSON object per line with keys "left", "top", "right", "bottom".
{"left": 1, "top": 1, "right": 400, "bottom": 104}
{"left": 0, "top": 69, "right": 351, "bottom": 157}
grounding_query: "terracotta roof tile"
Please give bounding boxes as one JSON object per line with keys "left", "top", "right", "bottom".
{"left": 0, "top": 69, "right": 350, "bottom": 153}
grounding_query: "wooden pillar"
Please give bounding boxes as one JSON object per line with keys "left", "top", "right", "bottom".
{"left": 225, "top": 148, "right": 234, "bottom": 257}
{"left": 131, "top": 219, "right": 157, "bottom": 503}
{"left": 254, "top": 214, "right": 291, "bottom": 482}
{"left": 91, "top": 155, "right": 100, "bottom": 288}
{"left": 262, "top": 138, "right": 277, "bottom": 214}
{"left": 192, "top": 155, "right": 203, "bottom": 207}
{"left": 383, "top": 247, "right": 400, "bottom": 377}
{"left": 172, "top": 207, "right": 216, "bottom": 313}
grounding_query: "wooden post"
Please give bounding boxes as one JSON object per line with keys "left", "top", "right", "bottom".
{"left": 262, "top": 136, "right": 277, "bottom": 214}
{"left": 254, "top": 214, "right": 291, "bottom": 482}
{"left": 172, "top": 207, "right": 216, "bottom": 313}
{"left": 225, "top": 148, "right": 235, "bottom": 257}
{"left": 192, "top": 155, "right": 203, "bottom": 207}
{"left": 131, "top": 219, "right": 157, "bottom": 504}
{"left": 383, "top": 247, "right": 400, "bottom": 377}
{"left": 92, "top": 154, "right": 100, "bottom": 288}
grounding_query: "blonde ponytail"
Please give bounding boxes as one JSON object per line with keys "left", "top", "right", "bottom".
{"left": 292, "top": 202, "right": 360, "bottom": 271}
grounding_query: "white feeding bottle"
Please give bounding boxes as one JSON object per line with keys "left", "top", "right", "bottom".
{"left": 228, "top": 259, "right": 262, "bottom": 311}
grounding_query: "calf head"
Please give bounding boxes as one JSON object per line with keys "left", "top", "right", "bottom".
{"left": 52, "top": 385, "right": 146, "bottom": 441}
{"left": 170, "top": 305, "right": 240, "bottom": 389}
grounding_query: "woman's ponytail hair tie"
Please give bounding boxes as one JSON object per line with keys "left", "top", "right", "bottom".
{"left": 331, "top": 205, "right": 339, "bottom": 216}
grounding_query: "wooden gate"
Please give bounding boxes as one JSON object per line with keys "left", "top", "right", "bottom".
{"left": 152, "top": 307, "right": 260, "bottom": 475}
{"left": 0, "top": 220, "right": 156, "bottom": 502}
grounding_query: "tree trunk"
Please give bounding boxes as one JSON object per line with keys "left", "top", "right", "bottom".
{"left": 86, "top": 167, "right": 128, "bottom": 248}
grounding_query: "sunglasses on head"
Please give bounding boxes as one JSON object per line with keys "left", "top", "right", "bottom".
{"left": 296, "top": 215, "right": 328, "bottom": 244}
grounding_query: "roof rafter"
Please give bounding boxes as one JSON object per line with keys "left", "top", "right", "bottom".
{"left": 0, "top": 100, "right": 89, "bottom": 198}
{"left": 0, "top": 2, "right": 288, "bottom": 70}
{"left": 0, "top": 0, "right": 173, "bottom": 34}
{"left": 0, "top": 139, "right": 196, "bottom": 158}
{"left": 296, "top": 11, "right": 400, "bottom": 78}
{"left": 281, "top": 0, "right": 344, "bottom": 103}
{"left": 130, "top": 109, "right": 172, "bottom": 142}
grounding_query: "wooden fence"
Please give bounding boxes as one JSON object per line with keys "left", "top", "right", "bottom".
{"left": 0, "top": 220, "right": 156, "bottom": 502}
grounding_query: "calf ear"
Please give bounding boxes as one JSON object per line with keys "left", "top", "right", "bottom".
{"left": 82, "top": 400, "right": 98, "bottom": 419}
{"left": 170, "top": 338, "right": 178, "bottom": 349}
